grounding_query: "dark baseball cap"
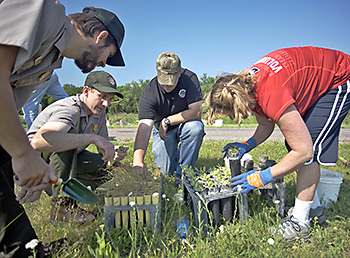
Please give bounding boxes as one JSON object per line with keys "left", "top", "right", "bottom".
{"left": 85, "top": 71, "right": 124, "bottom": 98}
{"left": 83, "top": 7, "right": 125, "bottom": 67}
{"left": 156, "top": 52, "right": 181, "bottom": 85}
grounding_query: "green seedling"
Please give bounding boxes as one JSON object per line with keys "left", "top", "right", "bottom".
{"left": 194, "top": 181, "right": 204, "bottom": 191}
{"left": 227, "top": 147, "right": 240, "bottom": 154}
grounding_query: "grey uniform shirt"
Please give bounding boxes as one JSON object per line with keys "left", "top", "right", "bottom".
{"left": 27, "top": 94, "right": 108, "bottom": 154}
{"left": 0, "top": 0, "right": 73, "bottom": 110}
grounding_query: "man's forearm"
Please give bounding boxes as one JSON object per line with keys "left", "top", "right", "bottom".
{"left": 0, "top": 45, "right": 33, "bottom": 157}
{"left": 133, "top": 149, "right": 146, "bottom": 166}
{"left": 167, "top": 101, "right": 202, "bottom": 125}
{"left": 31, "top": 130, "right": 98, "bottom": 152}
{"left": 0, "top": 88, "right": 33, "bottom": 157}
{"left": 133, "top": 121, "right": 153, "bottom": 166}
{"left": 0, "top": 45, "right": 57, "bottom": 194}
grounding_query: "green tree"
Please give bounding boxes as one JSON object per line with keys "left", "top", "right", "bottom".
{"left": 200, "top": 73, "right": 215, "bottom": 97}
{"left": 63, "top": 83, "right": 84, "bottom": 96}
{"left": 109, "top": 79, "right": 149, "bottom": 114}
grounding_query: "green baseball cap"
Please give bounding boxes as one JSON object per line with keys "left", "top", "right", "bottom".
{"left": 83, "top": 7, "right": 125, "bottom": 67}
{"left": 85, "top": 71, "right": 124, "bottom": 98}
{"left": 156, "top": 52, "right": 181, "bottom": 86}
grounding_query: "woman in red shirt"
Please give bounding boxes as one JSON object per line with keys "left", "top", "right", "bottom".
{"left": 206, "top": 46, "right": 350, "bottom": 242}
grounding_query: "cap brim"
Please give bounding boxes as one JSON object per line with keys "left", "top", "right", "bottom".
{"left": 93, "top": 85, "right": 124, "bottom": 98}
{"left": 157, "top": 72, "right": 180, "bottom": 86}
{"left": 107, "top": 47, "right": 125, "bottom": 66}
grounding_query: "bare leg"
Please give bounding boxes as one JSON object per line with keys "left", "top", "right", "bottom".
{"left": 296, "top": 161, "right": 320, "bottom": 202}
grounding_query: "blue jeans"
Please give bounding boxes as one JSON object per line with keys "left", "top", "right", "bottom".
{"left": 152, "top": 120, "right": 205, "bottom": 179}
{"left": 22, "top": 73, "right": 68, "bottom": 129}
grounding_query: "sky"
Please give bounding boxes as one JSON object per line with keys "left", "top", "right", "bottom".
{"left": 57, "top": 0, "right": 350, "bottom": 87}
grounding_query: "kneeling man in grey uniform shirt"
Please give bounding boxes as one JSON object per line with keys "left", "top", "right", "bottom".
{"left": 27, "top": 71, "right": 128, "bottom": 225}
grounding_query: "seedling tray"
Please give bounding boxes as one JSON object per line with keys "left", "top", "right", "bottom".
{"left": 104, "top": 178, "right": 162, "bottom": 233}
{"left": 183, "top": 178, "right": 248, "bottom": 233}
{"left": 103, "top": 165, "right": 162, "bottom": 233}
{"left": 183, "top": 155, "right": 285, "bottom": 232}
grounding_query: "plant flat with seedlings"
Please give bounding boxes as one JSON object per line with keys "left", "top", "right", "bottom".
{"left": 183, "top": 165, "right": 232, "bottom": 195}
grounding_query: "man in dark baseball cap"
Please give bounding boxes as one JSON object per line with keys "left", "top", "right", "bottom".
{"left": 83, "top": 7, "right": 125, "bottom": 66}
{"left": 27, "top": 71, "right": 128, "bottom": 226}
{"left": 85, "top": 71, "right": 124, "bottom": 98}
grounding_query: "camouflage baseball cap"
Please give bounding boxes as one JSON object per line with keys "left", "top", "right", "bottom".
{"left": 83, "top": 7, "right": 125, "bottom": 67}
{"left": 85, "top": 71, "right": 124, "bottom": 98}
{"left": 156, "top": 52, "right": 181, "bottom": 86}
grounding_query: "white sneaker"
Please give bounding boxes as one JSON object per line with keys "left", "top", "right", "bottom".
{"left": 287, "top": 206, "right": 326, "bottom": 224}
{"left": 269, "top": 216, "right": 311, "bottom": 242}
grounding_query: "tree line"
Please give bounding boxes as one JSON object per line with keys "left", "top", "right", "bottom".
{"left": 41, "top": 73, "right": 216, "bottom": 115}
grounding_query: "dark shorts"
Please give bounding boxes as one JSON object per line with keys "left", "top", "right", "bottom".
{"left": 286, "top": 81, "right": 350, "bottom": 165}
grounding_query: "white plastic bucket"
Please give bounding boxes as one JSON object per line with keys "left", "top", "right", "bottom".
{"left": 213, "top": 119, "right": 223, "bottom": 127}
{"left": 316, "top": 168, "right": 343, "bottom": 208}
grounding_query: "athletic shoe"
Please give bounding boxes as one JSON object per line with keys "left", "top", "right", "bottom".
{"left": 269, "top": 216, "right": 311, "bottom": 243}
{"left": 287, "top": 205, "right": 326, "bottom": 224}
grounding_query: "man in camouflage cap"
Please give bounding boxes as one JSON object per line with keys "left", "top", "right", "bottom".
{"left": 27, "top": 71, "right": 127, "bottom": 225}
{"left": 133, "top": 52, "right": 205, "bottom": 183}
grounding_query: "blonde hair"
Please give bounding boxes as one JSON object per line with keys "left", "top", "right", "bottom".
{"left": 205, "top": 69, "right": 256, "bottom": 125}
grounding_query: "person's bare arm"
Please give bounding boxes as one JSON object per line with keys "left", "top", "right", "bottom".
{"left": 31, "top": 121, "right": 115, "bottom": 162}
{"left": 133, "top": 119, "right": 154, "bottom": 174}
{"left": 270, "top": 104, "right": 314, "bottom": 178}
{"left": 251, "top": 113, "right": 275, "bottom": 145}
{"left": 159, "top": 100, "right": 202, "bottom": 140}
{"left": 166, "top": 100, "right": 202, "bottom": 125}
{"left": 0, "top": 44, "right": 56, "bottom": 203}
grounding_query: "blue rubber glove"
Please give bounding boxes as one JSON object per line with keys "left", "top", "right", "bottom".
{"left": 221, "top": 138, "right": 257, "bottom": 159}
{"left": 229, "top": 167, "right": 275, "bottom": 194}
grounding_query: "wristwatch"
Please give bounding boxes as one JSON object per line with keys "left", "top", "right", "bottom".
{"left": 163, "top": 117, "right": 171, "bottom": 126}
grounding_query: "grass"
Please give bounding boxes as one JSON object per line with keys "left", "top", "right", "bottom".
{"left": 23, "top": 138, "right": 350, "bottom": 257}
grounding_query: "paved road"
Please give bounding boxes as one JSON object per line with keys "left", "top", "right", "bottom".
{"left": 108, "top": 127, "right": 350, "bottom": 142}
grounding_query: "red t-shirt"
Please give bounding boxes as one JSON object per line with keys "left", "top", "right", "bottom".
{"left": 251, "top": 46, "right": 350, "bottom": 123}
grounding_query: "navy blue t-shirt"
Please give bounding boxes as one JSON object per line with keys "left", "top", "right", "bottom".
{"left": 138, "top": 69, "right": 202, "bottom": 130}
